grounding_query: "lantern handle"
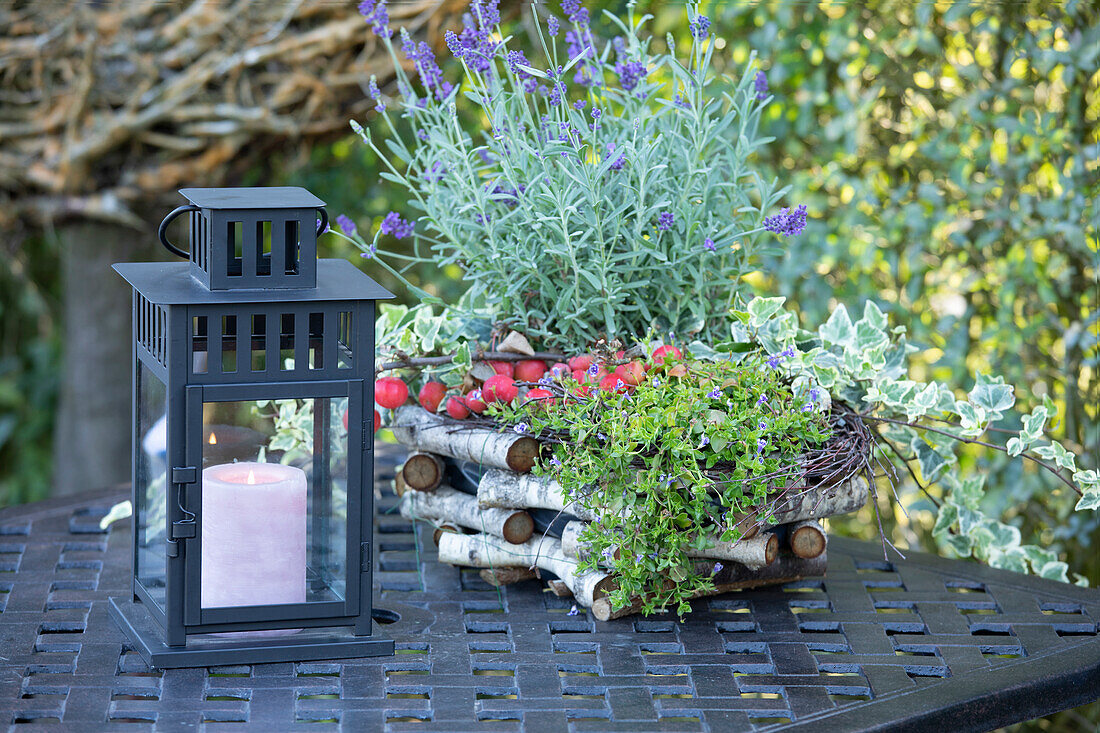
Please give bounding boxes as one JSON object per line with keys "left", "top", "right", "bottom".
{"left": 315, "top": 207, "right": 329, "bottom": 237}
{"left": 157, "top": 204, "right": 200, "bottom": 259}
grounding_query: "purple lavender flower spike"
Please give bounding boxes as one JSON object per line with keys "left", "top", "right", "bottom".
{"left": 704, "top": 237, "right": 717, "bottom": 252}
{"left": 691, "top": 14, "right": 710, "bottom": 39}
{"left": 380, "top": 211, "right": 414, "bottom": 239}
{"left": 445, "top": 30, "right": 463, "bottom": 58}
{"left": 615, "top": 59, "right": 647, "bottom": 92}
{"left": 547, "top": 14, "right": 560, "bottom": 36}
{"left": 657, "top": 211, "right": 674, "bottom": 231}
{"left": 358, "top": 0, "right": 390, "bottom": 37}
{"left": 763, "top": 204, "right": 808, "bottom": 237}
{"left": 336, "top": 215, "right": 357, "bottom": 236}
{"left": 754, "top": 70, "right": 768, "bottom": 100}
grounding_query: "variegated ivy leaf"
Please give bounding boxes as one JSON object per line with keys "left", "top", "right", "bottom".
{"left": 819, "top": 305, "right": 855, "bottom": 349}
{"left": 1038, "top": 561, "right": 1070, "bottom": 583}
{"left": 953, "top": 400, "right": 986, "bottom": 437}
{"left": 967, "top": 373, "right": 1015, "bottom": 418}
{"left": 747, "top": 296, "right": 786, "bottom": 328}
{"left": 1032, "top": 442, "right": 1077, "bottom": 472}
{"left": 911, "top": 437, "right": 949, "bottom": 483}
{"left": 987, "top": 547, "right": 1030, "bottom": 574}
{"left": 1075, "top": 487, "right": 1100, "bottom": 512}
{"left": 861, "top": 301, "right": 888, "bottom": 332}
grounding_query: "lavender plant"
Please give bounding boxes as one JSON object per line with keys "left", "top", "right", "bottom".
{"left": 341, "top": 1, "right": 792, "bottom": 349}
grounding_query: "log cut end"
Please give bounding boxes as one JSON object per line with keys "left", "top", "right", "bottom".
{"left": 764, "top": 532, "right": 779, "bottom": 565}
{"left": 502, "top": 511, "right": 535, "bottom": 545}
{"left": 432, "top": 523, "right": 461, "bottom": 547}
{"left": 789, "top": 521, "right": 827, "bottom": 559}
{"left": 480, "top": 567, "right": 537, "bottom": 587}
{"left": 505, "top": 436, "right": 540, "bottom": 473}
{"left": 402, "top": 452, "right": 444, "bottom": 492}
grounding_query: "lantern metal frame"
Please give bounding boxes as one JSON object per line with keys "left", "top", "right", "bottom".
{"left": 109, "top": 187, "right": 395, "bottom": 668}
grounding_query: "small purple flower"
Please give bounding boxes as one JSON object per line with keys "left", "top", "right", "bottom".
{"left": 651, "top": 377, "right": 659, "bottom": 388}
{"left": 766, "top": 355, "right": 782, "bottom": 369}
{"left": 475, "top": 212, "right": 492, "bottom": 226}
{"left": 513, "top": 422, "right": 530, "bottom": 434}
{"left": 472, "top": 0, "right": 500, "bottom": 28}
{"left": 586, "top": 364, "right": 599, "bottom": 377}
{"left": 591, "top": 108, "right": 601, "bottom": 120}
{"left": 550, "top": 456, "right": 562, "bottom": 466}
{"left": 423, "top": 161, "right": 446, "bottom": 183}
{"left": 704, "top": 237, "right": 717, "bottom": 252}
{"left": 359, "top": 244, "right": 377, "bottom": 259}
{"left": 368, "top": 77, "right": 384, "bottom": 113}
{"left": 809, "top": 387, "right": 821, "bottom": 402}
{"left": 574, "top": 99, "right": 586, "bottom": 110}
{"left": 358, "top": 0, "right": 390, "bottom": 37}
{"left": 615, "top": 59, "right": 647, "bottom": 92}
{"left": 707, "top": 388, "right": 721, "bottom": 399}
{"left": 801, "top": 402, "right": 814, "bottom": 412}
{"left": 549, "top": 82, "right": 564, "bottom": 107}
{"left": 507, "top": 50, "right": 529, "bottom": 75}
{"left": 336, "top": 215, "right": 357, "bottom": 236}
{"left": 567, "top": 604, "right": 579, "bottom": 616}
{"left": 380, "top": 211, "right": 414, "bottom": 239}
{"left": 756, "top": 438, "right": 766, "bottom": 454}
{"left": 615, "top": 379, "right": 625, "bottom": 390}
{"left": 607, "top": 143, "right": 626, "bottom": 171}
{"left": 445, "top": 30, "right": 463, "bottom": 58}
{"left": 691, "top": 14, "right": 711, "bottom": 39}
{"left": 699, "top": 435, "right": 710, "bottom": 448}
{"left": 657, "top": 211, "right": 675, "bottom": 231}
{"left": 416, "top": 129, "right": 428, "bottom": 142}
{"left": 673, "top": 93, "right": 690, "bottom": 109}
{"left": 601, "top": 546, "right": 615, "bottom": 561}
{"left": 470, "top": 389, "right": 483, "bottom": 401}
{"left": 765, "top": 203, "right": 809, "bottom": 238}
{"left": 781, "top": 347, "right": 796, "bottom": 358}
{"left": 756, "top": 394, "right": 767, "bottom": 406}
{"left": 755, "top": 70, "right": 768, "bottom": 100}
{"left": 711, "top": 562, "right": 723, "bottom": 576}
{"left": 547, "top": 14, "right": 560, "bottom": 36}
{"left": 561, "top": 0, "right": 589, "bottom": 25}
{"left": 758, "top": 420, "right": 767, "bottom": 431}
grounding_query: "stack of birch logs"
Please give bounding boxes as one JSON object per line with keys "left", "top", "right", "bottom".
{"left": 390, "top": 405, "right": 869, "bottom": 621}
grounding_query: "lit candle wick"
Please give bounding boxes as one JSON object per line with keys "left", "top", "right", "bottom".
{"left": 247, "top": 469, "right": 256, "bottom": 485}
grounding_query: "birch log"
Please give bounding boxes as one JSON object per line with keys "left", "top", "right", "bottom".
{"left": 391, "top": 406, "right": 541, "bottom": 473}
{"left": 761, "top": 475, "right": 869, "bottom": 525}
{"left": 477, "top": 469, "right": 598, "bottom": 521}
{"left": 432, "top": 523, "right": 462, "bottom": 547}
{"left": 479, "top": 567, "right": 537, "bottom": 586}
{"left": 400, "top": 486, "right": 534, "bottom": 544}
{"left": 561, "top": 519, "right": 776, "bottom": 569}
{"left": 436, "top": 532, "right": 612, "bottom": 607}
{"left": 788, "top": 520, "right": 827, "bottom": 559}
{"left": 592, "top": 552, "right": 828, "bottom": 622}
{"left": 402, "top": 452, "right": 445, "bottom": 492}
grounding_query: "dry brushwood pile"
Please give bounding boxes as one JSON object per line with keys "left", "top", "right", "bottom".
{"left": 0, "top": 0, "right": 457, "bottom": 228}
{"left": 385, "top": 348, "right": 876, "bottom": 620}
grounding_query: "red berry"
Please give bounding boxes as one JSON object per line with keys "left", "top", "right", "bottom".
{"left": 374, "top": 409, "right": 381, "bottom": 433}
{"left": 488, "top": 360, "right": 515, "bottom": 378}
{"left": 550, "top": 362, "right": 570, "bottom": 379}
{"left": 614, "top": 361, "right": 645, "bottom": 386}
{"left": 418, "top": 381, "right": 448, "bottom": 413}
{"left": 567, "top": 354, "right": 594, "bottom": 372}
{"left": 483, "top": 375, "right": 519, "bottom": 404}
{"left": 525, "top": 387, "right": 555, "bottom": 408}
{"left": 463, "top": 392, "right": 487, "bottom": 414}
{"left": 445, "top": 396, "right": 470, "bottom": 419}
{"left": 651, "top": 345, "right": 683, "bottom": 368}
{"left": 514, "top": 359, "right": 548, "bottom": 383}
{"left": 599, "top": 374, "right": 629, "bottom": 393}
{"left": 375, "top": 377, "right": 409, "bottom": 409}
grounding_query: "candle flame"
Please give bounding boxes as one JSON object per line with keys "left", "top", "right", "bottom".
{"left": 208, "top": 432, "right": 217, "bottom": 445}
{"left": 247, "top": 469, "right": 256, "bottom": 485}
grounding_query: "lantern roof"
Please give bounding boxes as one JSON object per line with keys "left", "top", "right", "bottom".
{"left": 114, "top": 259, "right": 394, "bottom": 306}
{"left": 178, "top": 186, "right": 325, "bottom": 210}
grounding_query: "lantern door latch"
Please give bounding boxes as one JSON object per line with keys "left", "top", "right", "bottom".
{"left": 168, "top": 466, "right": 198, "bottom": 556}
{"left": 362, "top": 419, "right": 373, "bottom": 451}
{"left": 360, "top": 542, "right": 371, "bottom": 567}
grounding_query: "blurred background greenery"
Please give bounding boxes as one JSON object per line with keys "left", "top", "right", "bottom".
{"left": 0, "top": 1, "right": 1096, "bottom": 725}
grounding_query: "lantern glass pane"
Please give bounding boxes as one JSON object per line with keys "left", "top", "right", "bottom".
{"left": 199, "top": 392, "right": 349, "bottom": 610}
{"left": 135, "top": 362, "right": 168, "bottom": 611}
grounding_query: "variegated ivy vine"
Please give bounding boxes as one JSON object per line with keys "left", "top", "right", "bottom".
{"left": 736, "top": 295, "right": 1099, "bottom": 583}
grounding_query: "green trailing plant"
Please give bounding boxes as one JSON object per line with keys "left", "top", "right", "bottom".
{"left": 493, "top": 350, "right": 839, "bottom": 616}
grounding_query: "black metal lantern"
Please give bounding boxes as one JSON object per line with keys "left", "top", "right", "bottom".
{"left": 110, "top": 186, "right": 395, "bottom": 668}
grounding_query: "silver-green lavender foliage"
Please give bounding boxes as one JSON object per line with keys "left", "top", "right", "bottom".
{"left": 349, "top": 3, "right": 788, "bottom": 349}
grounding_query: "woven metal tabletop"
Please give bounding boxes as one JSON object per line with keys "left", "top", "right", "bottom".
{"left": 2, "top": 443, "right": 1099, "bottom": 732}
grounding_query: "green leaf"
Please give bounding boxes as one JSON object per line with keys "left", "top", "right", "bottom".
{"left": 1075, "top": 488, "right": 1100, "bottom": 512}
{"left": 747, "top": 297, "right": 786, "bottom": 327}
{"left": 968, "top": 373, "right": 1015, "bottom": 415}
{"left": 912, "top": 438, "right": 949, "bottom": 483}
{"left": 861, "top": 301, "right": 888, "bottom": 331}
{"left": 819, "top": 306, "right": 855, "bottom": 348}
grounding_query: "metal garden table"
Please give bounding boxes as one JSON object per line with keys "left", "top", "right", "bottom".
{"left": 2, "top": 443, "right": 1098, "bottom": 731}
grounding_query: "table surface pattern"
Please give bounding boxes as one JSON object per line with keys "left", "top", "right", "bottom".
{"left": 1, "top": 445, "right": 1098, "bottom": 732}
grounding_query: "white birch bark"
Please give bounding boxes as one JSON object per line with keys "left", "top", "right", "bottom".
{"left": 390, "top": 405, "right": 540, "bottom": 473}
{"left": 436, "top": 532, "right": 612, "bottom": 607}
{"left": 400, "top": 485, "right": 533, "bottom": 544}
{"left": 476, "top": 468, "right": 597, "bottom": 521}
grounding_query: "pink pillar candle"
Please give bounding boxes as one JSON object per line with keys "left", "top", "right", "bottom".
{"left": 201, "top": 462, "right": 307, "bottom": 609}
